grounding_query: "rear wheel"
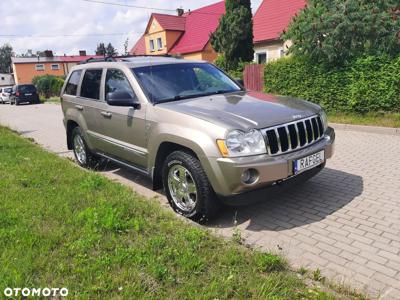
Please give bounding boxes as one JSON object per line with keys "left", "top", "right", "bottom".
{"left": 71, "top": 127, "right": 106, "bottom": 169}
{"left": 162, "top": 150, "right": 220, "bottom": 222}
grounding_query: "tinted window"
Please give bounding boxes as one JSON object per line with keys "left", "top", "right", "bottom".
{"left": 18, "top": 85, "right": 36, "bottom": 93}
{"left": 105, "top": 69, "right": 136, "bottom": 99}
{"left": 65, "top": 70, "right": 82, "bottom": 96}
{"left": 81, "top": 69, "right": 102, "bottom": 100}
{"left": 4, "top": 88, "right": 12, "bottom": 93}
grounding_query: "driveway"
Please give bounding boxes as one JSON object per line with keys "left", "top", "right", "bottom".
{"left": 0, "top": 104, "right": 399, "bottom": 299}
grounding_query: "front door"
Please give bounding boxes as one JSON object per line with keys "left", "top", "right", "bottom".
{"left": 94, "top": 68, "right": 147, "bottom": 168}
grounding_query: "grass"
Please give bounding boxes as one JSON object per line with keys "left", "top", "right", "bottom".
{"left": 328, "top": 112, "right": 400, "bottom": 128}
{"left": 39, "top": 96, "right": 61, "bottom": 104}
{"left": 0, "top": 126, "right": 348, "bottom": 299}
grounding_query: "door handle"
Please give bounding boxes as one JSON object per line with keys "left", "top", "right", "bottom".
{"left": 75, "top": 105, "right": 83, "bottom": 111}
{"left": 101, "top": 111, "right": 112, "bottom": 118}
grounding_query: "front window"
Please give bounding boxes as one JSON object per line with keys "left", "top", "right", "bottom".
{"left": 132, "top": 63, "right": 242, "bottom": 104}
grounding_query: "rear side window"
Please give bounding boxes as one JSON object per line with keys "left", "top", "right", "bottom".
{"left": 81, "top": 69, "right": 102, "bottom": 100}
{"left": 105, "top": 69, "right": 136, "bottom": 99}
{"left": 65, "top": 70, "right": 82, "bottom": 96}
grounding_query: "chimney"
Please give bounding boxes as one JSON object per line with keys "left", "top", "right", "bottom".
{"left": 177, "top": 8, "right": 184, "bottom": 16}
{"left": 44, "top": 50, "right": 53, "bottom": 57}
{"left": 79, "top": 50, "right": 87, "bottom": 56}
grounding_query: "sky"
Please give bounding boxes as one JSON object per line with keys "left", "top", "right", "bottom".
{"left": 0, "top": 0, "right": 263, "bottom": 56}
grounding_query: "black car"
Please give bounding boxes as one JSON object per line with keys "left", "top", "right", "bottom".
{"left": 10, "top": 84, "right": 40, "bottom": 105}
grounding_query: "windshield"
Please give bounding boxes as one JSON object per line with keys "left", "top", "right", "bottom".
{"left": 132, "top": 63, "right": 241, "bottom": 103}
{"left": 18, "top": 85, "right": 36, "bottom": 93}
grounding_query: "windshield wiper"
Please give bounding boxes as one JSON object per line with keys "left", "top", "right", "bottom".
{"left": 156, "top": 93, "right": 211, "bottom": 104}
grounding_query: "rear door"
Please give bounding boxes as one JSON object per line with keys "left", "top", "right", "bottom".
{"left": 18, "top": 85, "right": 38, "bottom": 102}
{"left": 76, "top": 69, "right": 106, "bottom": 151}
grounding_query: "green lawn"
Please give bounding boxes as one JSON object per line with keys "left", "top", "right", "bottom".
{"left": 39, "top": 96, "right": 61, "bottom": 104}
{"left": 0, "top": 127, "right": 342, "bottom": 299}
{"left": 328, "top": 112, "right": 400, "bottom": 128}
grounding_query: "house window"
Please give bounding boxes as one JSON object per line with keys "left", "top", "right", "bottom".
{"left": 51, "top": 64, "right": 60, "bottom": 70}
{"left": 157, "top": 38, "right": 163, "bottom": 50}
{"left": 35, "top": 64, "right": 45, "bottom": 71}
{"left": 149, "top": 39, "right": 155, "bottom": 52}
{"left": 256, "top": 52, "right": 267, "bottom": 64}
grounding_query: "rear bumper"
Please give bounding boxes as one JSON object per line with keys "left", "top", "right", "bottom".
{"left": 207, "top": 127, "right": 335, "bottom": 197}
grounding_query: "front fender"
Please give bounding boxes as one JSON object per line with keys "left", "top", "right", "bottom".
{"left": 148, "top": 123, "right": 224, "bottom": 192}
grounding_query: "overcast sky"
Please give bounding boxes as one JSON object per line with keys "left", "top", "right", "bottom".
{"left": 0, "top": 0, "right": 263, "bottom": 56}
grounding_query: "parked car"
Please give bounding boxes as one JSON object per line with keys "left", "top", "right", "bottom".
{"left": 61, "top": 57, "right": 335, "bottom": 221}
{"left": 10, "top": 84, "right": 40, "bottom": 105}
{"left": 0, "top": 86, "right": 13, "bottom": 104}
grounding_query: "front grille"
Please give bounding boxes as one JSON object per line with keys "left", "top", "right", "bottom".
{"left": 262, "top": 115, "right": 324, "bottom": 156}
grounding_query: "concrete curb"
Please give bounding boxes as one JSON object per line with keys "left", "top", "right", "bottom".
{"left": 331, "top": 123, "right": 400, "bottom": 136}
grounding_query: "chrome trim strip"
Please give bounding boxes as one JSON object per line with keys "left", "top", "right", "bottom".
{"left": 97, "top": 153, "right": 150, "bottom": 176}
{"left": 87, "top": 130, "right": 148, "bottom": 156}
{"left": 261, "top": 115, "right": 324, "bottom": 157}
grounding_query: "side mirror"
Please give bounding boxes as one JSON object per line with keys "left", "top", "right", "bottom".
{"left": 235, "top": 78, "right": 244, "bottom": 87}
{"left": 106, "top": 91, "right": 140, "bottom": 108}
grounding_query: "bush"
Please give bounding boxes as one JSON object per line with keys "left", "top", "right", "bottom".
{"left": 264, "top": 56, "right": 400, "bottom": 113}
{"left": 32, "top": 75, "right": 65, "bottom": 99}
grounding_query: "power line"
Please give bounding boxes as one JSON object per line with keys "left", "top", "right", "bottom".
{"left": 81, "top": 0, "right": 223, "bottom": 16}
{"left": 0, "top": 32, "right": 142, "bottom": 39}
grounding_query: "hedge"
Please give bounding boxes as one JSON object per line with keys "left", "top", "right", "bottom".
{"left": 264, "top": 56, "right": 400, "bottom": 113}
{"left": 32, "top": 75, "right": 65, "bottom": 99}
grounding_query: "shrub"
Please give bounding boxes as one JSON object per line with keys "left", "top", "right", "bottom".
{"left": 32, "top": 75, "right": 65, "bottom": 99}
{"left": 264, "top": 55, "right": 400, "bottom": 113}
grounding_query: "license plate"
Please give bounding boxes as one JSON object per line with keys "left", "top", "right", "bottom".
{"left": 293, "top": 150, "right": 325, "bottom": 174}
{"left": 25, "top": 93, "right": 32, "bottom": 96}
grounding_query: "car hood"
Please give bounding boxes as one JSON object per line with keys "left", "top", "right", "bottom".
{"left": 158, "top": 91, "right": 322, "bottom": 130}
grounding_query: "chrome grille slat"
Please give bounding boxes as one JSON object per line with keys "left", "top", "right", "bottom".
{"left": 262, "top": 115, "right": 325, "bottom": 156}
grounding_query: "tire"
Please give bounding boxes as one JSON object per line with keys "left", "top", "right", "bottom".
{"left": 71, "top": 127, "right": 106, "bottom": 169}
{"left": 15, "top": 100, "right": 19, "bottom": 106}
{"left": 162, "top": 150, "right": 220, "bottom": 222}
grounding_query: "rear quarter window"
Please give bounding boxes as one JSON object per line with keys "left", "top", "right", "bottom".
{"left": 64, "top": 70, "right": 82, "bottom": 96}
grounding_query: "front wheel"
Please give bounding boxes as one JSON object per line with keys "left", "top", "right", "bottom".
{"left": 162, "top": 150, "right": 220, "bottom": 222}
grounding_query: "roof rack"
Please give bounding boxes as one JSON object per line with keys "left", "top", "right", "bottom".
{"left": 78, "top": 54, "right": 182, "bottom": 64}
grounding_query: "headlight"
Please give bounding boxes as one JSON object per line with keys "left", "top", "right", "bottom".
{"left": 220, "top": 129, "right": 266, "bottom": 157}
{"left": 320, "top": 110, "right": 328, "bottom": 132}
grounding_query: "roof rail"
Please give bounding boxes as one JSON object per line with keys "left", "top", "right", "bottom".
{"left": 78, "top": 56, "right": 115, "bottom": 64}
{"left": 78, "top": 54, "right": 182, "bottom": 64}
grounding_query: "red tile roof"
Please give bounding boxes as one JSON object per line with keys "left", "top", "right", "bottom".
{"left": 150, "top": 13, "right": 186, "bottom": 31}
{"left": 130, "top": 35, "right": 146, "bottom": 55}
{"left": 169, "top": 1, "right": 225, "bottom": 55}
{"left": 253, "top": 0, "right": 306, "bottom": 43}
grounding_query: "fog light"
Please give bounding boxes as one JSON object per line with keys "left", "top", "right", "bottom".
{"left": 241, "top": 169, "right": 259, "bottom": 185}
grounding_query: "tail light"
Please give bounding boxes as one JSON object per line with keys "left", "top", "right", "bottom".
{"left": 16, "top": 91, "right": 20, "bottom": 96}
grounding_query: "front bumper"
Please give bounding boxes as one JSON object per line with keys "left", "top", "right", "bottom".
{"left": 207, "top": 127, "right": 335, "bottom": 196}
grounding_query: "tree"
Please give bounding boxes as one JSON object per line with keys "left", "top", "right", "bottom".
{"left": 123, "top": 38, "right": 129, "bottom": 56}
{"left": 0, "top": 44, "right": 14, "bottom": 73}
{"left": 283, "top": 0, "right": 400, "bottom": 65}
{"left": 106, "top": 43, "right": 118, "bottom": 56}
{"left": 96, "top": 43, "right": 106, "bottom": 56}
{"left": 210, "top": 0, "right": 254, "bottom": 70}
